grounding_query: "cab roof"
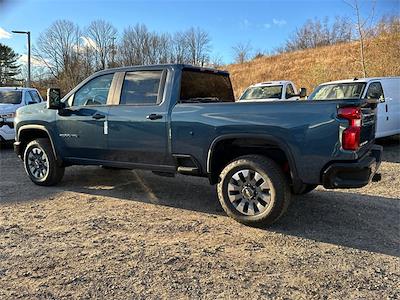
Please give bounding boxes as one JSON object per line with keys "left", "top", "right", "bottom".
{"left": 95, "top": 64, "right": 229, "bottom": 76}
{"left": 250, "top": 81, "right": 293, "bottom": 87}
{"left": 0, "top": 87, "right": 39, "bottom": 91}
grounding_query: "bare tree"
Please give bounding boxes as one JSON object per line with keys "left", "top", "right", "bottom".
{"left": 184, "top": 27, "right": 211, "bottom": 66}
{"left": 35, "top": 20, "right": 82, "bottom": 91}
{"left": 86, "top": 20, "right": 117, "bottom": 70}
{"left": 345, "top": 0, "right": 375, "bottom": 77}
{"left": 281, "top": 17, "right": 352, "bottom": 52}
{"left": 232, "top": 42, "right": 252, "bottom": 64}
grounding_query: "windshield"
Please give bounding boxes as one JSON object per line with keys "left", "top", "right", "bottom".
{"left": 0, "top": 91, "right": 23, "bottom": 104}
{"left": 308, "top": 83, "right": 366, "bottom": 100}
{"left": 240, "top": 85, "right": 283, "bottom": 100}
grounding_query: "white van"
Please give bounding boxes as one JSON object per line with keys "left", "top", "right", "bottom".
{"left": 308, "top": 77, "right": 400, "bottom": 138}
{"left": 0, "top": 87, "right": 43, "bottom": 142}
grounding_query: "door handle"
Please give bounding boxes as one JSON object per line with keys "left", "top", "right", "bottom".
{"left": 146, "top": 114, "right": 163, "bottom": 120}
{"left": 92, "top": 113, "right": 106, "bottom": 120}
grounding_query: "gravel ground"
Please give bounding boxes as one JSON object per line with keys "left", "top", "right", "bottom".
{"left": 0, "top": 136, "right": 399, "bottom": 299}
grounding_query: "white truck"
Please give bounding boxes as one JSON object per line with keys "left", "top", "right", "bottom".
{"left": 238, "top": 81, "right": 306, "bottom": 101}
{"left": 308, "top": 77, "right": 400, "bottom": 139}
{"left": 0, "top": 87, "right": 43, "bottom": 142}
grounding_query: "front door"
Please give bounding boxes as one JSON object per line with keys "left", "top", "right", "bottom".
{"left": 365, "top": 81, "right": 387, "bottom": 138}
{"left": 56, "top": 73, "right": 114, "bottom": 161}
{"left": 107, "top": 69, "right": 171, "bottom": 167}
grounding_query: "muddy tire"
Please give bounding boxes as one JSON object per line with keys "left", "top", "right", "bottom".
{"left": 23, "top": 138, "right": 64, "bottom": 186}
{"left": 217, "top": 155, "right": 291, "bottom": 227}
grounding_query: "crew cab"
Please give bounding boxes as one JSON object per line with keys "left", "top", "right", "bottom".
{"left": 0, "top": 87, "right": 43, "bottom": 142}
{"left": 308, "top": 77, "right": 400, "bottom": 138}
{"left": 238, "top": 81, "right": 306, "bottom": 101}
{"left": 13, "top": 64, "right": 382, "bottom": 227}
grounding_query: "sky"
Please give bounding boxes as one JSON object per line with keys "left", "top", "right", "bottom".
{"left": 0, "top": 0, "right": 399, "bottom": 68}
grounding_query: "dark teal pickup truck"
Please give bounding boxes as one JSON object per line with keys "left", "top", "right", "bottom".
{"left": 14, "top": 64, "right": 382, "bottom": 226}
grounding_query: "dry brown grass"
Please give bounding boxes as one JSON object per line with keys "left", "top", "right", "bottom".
{"left": 225, "top": 33, "right": 400, "bottom": 98}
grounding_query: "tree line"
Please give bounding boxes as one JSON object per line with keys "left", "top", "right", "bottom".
{"left": 33, "top": 20, "right": 213, "bottom": 91}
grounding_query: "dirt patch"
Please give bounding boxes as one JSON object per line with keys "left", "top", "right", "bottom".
{"left": 0, "top": 138, "right": 399, "bottom": 299}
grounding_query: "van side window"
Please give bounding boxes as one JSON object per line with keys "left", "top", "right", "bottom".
{"left": 285, "top": 84, "right": 296, "bottom": 99}
{"left": 366, "top": 82, "right": 384, "bottom": 101}
{"left": 73, "top": 73, "right": 114, "bottom": 106}
{"left": 120, "top": 71, "right": 164, "bottom": 105}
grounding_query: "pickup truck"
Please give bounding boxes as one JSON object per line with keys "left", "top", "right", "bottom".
{"left": 13, "top": 64, "right": 382, "bottom": 227}
{"left": 0, "top": 87, "right": 43, "bottom": 142}
{"left": 238, "top": 81, "right": 306, "bottom": 101}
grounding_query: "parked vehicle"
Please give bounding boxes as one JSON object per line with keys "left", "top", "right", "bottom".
{"left": 0, "top": 87, "right": 43, "bottom": 142}
{"left": 308, "top": 77, "right": 400, "bottom": 138}
{"left": 238, "top": 81, "right": 306, "bottom": 101}
{"left": 13, "top": 64, "right": 382, "bottom": 226}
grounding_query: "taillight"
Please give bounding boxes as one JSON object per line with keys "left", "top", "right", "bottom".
{"left": 338, "top": 107, "right": 362, "bottom": 151}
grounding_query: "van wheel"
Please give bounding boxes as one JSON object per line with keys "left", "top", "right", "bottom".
{"left": 23, "top": 138, "right": 64, "bottom": 186}
{"left": 217, "top": 155, "right": 291, "bottom": 227}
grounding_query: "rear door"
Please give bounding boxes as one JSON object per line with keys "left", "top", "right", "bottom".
{"left": 107, "top": 69, "right": 171, "bottom": 167}
{"left": 56, "top": 73, "right": 115, "bottom": 160}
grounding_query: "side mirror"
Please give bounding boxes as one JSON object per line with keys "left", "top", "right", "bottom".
{"left": 299, "top": 88, "right": 307, "bottom": 98}
{"left": 46, "top": 88, "right": 63, "bottom": 109}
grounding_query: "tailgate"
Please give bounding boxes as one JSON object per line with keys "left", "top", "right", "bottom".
{"left": 337, "top": 98, "right": 378, "bottom": 155}
{"left": 359, "top": 99, "right": 377, "bottom": 147}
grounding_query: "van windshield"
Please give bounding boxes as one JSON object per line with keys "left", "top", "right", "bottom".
{"left": 240, "top": 85, "right": 283, "bottom": 100}
{"left": 0, "top": 91, "right": 23, "bottom": 104}
{"left": 308, "top": 83, "right": 366, "bottom": 100}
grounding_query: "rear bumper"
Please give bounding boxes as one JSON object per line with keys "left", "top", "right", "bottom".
{"left": 322, "top": 145, "right": 382, "bottom": 189}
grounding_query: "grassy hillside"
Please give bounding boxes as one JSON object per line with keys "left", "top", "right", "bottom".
{"left": 225, "top": 33, "right": 400, "bottom": 98}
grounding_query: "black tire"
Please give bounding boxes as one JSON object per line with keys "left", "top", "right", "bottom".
{"left": 23, "top": 138, "right": 65, "bottom": 186}
{"left": 292, "top": 184, "right": 318, "bottom": 195}
{"left": 217, "top": 155, "right": 291, "bottom": 227}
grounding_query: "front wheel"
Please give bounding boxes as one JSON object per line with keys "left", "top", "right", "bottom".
{"left": 217, "top": 155, "right": 291, "bottom": 227}
{"left": 23, "top": 138, "right": 65, "bottom": 186}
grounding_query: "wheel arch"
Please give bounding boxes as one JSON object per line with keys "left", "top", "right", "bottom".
{"left": 17, "top": 125, "right": 59, "bottom": 162}
{"left": 206, "top": 134, "right": 300, "bottom": 186}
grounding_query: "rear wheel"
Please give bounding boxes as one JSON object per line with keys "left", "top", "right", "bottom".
{"left": 217, "top": 155, "right": 291, "bottom": 227}
{"left": 23, "top": 138, "right": 64, "bottom": 186}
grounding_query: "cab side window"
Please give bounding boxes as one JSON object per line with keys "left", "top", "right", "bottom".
{"left": 120, "top": 70, "right": 164, "bottom": 105}
{"left": 285, "top": 84, "right": 296, "bottom": 99}
{"left": 25, "top": 91, "right": 34, "bottom": 104}
{"left": 73, "top": 73, "right": 114, "bottom": 107}
{"left": 366, "top": 82, "right": 384, "bottom": 101}
{"left": 29, "top": 91, "right": 42, "bottom": 103}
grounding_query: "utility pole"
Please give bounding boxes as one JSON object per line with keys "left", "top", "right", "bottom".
{"left": 12, "top": 30, "right": 31, "bottom": 87}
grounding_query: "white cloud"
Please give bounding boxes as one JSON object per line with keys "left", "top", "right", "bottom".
{"left": 18, "top": 54, "right": 49, "bottom": 67}
{"left": 81, "top": 36, "right": 99, "bottom": 52}
{"left": 0, "top": 27, "right": 12, "bottom": 39}
{"left": 240, "top": 18, "right": 251, "bottom": 29}
{"left": 273, "top": 18, "right": 287, "bottom": 26}
{"left": 263, "top": 23, "right": 271, "bottom": 29}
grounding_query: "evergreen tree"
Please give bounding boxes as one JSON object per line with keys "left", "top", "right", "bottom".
{"left": 0, "top": 43, "right": 21, "bottom": 85}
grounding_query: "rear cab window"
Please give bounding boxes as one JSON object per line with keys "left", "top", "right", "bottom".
{"left": 180, "top": 69, "right": 234, "bottom": 103}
